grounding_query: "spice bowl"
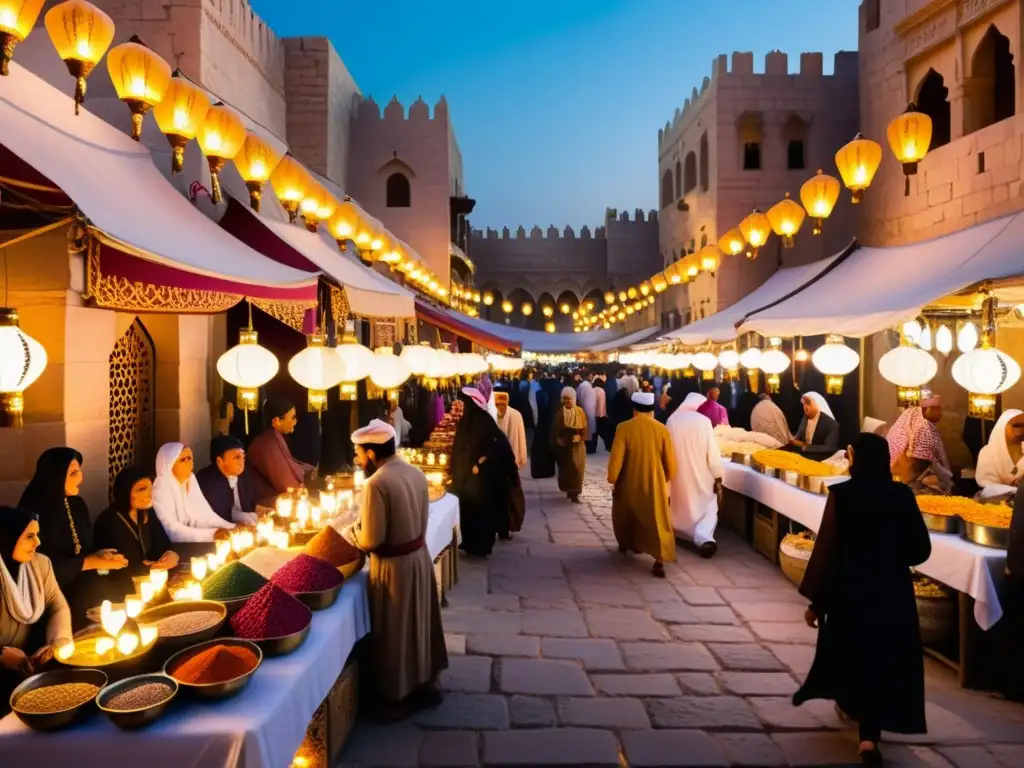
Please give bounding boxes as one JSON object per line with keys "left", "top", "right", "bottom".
{"left": 138, "top": 599, "right": 228, "bottom": 652}
{"left": 295, "top": 583, "right": 343, "bottom": 611}
{"left": 218, "top": 592, "right": 258, "bottom": 617}
{"left": 97, "top": 673, "right": 178, "bottom": 730}
{"left": 249, "top": 622, "right": 312, "bottom": 657}
{"left": 164, "top": 638, "right": 263, "bottom": 700}
{"left": 10, "top": 668, "right": 107, "bottom": 731}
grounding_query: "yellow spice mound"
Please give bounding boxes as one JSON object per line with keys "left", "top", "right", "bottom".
{"left": 751, "top": 450, "right": 845, "bottom": 477}
{"left": 917, "top": 496, "right": 1013, "bottom": 528}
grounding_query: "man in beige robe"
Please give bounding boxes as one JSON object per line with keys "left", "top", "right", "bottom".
{"left": 552, "top": 387, "right": 589, "bottom": 503}
{"left": 346, "top": 419, "right": 448, "bottom": 719}
{"left": 608, "top": 392, "right": 677, "bottom": 577}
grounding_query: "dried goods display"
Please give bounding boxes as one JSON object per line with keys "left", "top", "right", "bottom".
{"left": 202, "top": 561, "right": 267, "bottom": 600}
{"left": 272, "top": 554, "right": 345, "bottom": 594}
{"left": 155, "top": 611, "right": 223, "bottom": 638}
{"left": 751, "top": 449, "right": 847, "bottom": 477}
{"left": 168, "top": 644, "right": 260, "bottom": 685}
{"left": 230, "top": 583, "right": 312, "bottom": 640}
{"left": 104, "top": 681, "right": 175, "bottom": 711}
{"left": 15, "top": 683, "right": 100, "bottom": 714}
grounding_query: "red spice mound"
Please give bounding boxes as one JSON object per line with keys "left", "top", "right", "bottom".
{"left": 170, "top": 643, "right": 259, "bottom": 685}
{"left": 271, "top": 553, "right": 345, "bottom": 594}
{"left": 303, "top": 525, "right": 361, "bottom": 567}
{"left": 230, "top": 582, "right": 311, "bottom": 639}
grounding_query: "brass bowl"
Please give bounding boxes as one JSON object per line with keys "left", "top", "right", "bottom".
{"left": 137, "top": 599, "right": 228, "bottom": 652}
{"left": 961, "top": 519, "right": 1010, "bottom": 549}
{"left": 731, "top": 452, "right": 752, "bottom": 467}
{"left": 921, "top": 511, "right": 959, "bottom": 534}
{"left": 164, "top": 638, "right": 262, "bottom": 700}
{"left": 216, "top": 592, "right": 258, "bottom": 617}
{"left": 10, "top": 668, "right": 107, "bottom": 731}
{"left": 245, "top": 621, "right": 312, "bottom": 657}
{"left": 96, "top": 673, "right": 178, "bottom": 730}
{"left": 58, "top": 626, "right": 154, "bottom": 677}
{"left": 295, "top": 582, "right": 343, "bottom": 611}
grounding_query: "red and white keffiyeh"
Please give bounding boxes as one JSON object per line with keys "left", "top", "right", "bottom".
{"left": 887, "top": 407, "right": 950, "bottom": 471}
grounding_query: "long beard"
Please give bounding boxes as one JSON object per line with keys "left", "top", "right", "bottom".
{"left": 363, "top": 458, "right": 379, "bottom": 478}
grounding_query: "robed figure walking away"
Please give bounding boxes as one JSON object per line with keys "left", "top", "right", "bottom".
{"left": 667, "top": 393, "right": 724, "bottom": 557}
{"left": 794, "top": 433, "right": 931, "bottom": 765}
{"left": 552, "top": 387, "right": 589, "bottom": 503}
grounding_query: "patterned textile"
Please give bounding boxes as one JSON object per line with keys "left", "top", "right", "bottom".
{"left": 887, "top": 407, "right": 950, "bottom": 471}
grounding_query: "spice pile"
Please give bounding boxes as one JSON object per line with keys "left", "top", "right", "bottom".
{"left": 169, "top": 644, "right": 260, "bottom": 685}
{"left": 202, "top": 561, "right": 267, "bottom": 600}
{"left": 241, "top": 547, "right": 296, "bottom": 580}
{"left": 230, "top": 583, "right": 311, "bottom": 639}
{"left": 156, "top": 610, "right": 223, "bottom": 638}
{"left": 304, "top": 525, "right": 361, "bottom": 567}
{"left": 105, "top": 681, "right": 175, "bottom": 711}
{"left": 917, "top": 495, "right": 1013, "bottom": 528}
{"left": 752, "top": 450, "right": 846, "bottom": 477}
{"left": 272, "top": 554, "right": 345, "bottom": 594}
{"left": 15, "top": 682, "right": 100, "bottom": 713}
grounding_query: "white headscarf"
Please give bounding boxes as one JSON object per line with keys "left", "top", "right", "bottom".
{"left": 976, "top": 409, "right": 1024, "bottom": 496}
{"left": 0, "top": 555, "right": 44, "bottom": 626}
{"left": 801, "top": 392, "right": 834, "bottom": 420}
{"left": 681, "top": 392, "right": 707, "bottom": 412}
{"left": 561, "top": 387, "right": 577, "bottom": 406}
{"left": 152, "top": 442, "right": 234, "bottom": 543}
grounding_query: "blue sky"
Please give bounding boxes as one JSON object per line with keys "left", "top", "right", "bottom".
{"left": 252, "top": 0, "right": 862, "bottom": 230}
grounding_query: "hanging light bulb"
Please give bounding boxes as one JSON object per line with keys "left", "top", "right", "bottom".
{"left": 152, "top": 73, "right": 211, "bottom": 174}
{"left": 957, "top": 321, "right": 979, "bottom": 353}
{"left": 0, "top": 0, "right": 44, "bottom": 76}
{"left": 879, "top": 342, "right": 938, "bottom": 408}
{"left": 270, "top": 155, "right": 313, "bottom": 223}
{"left": 760, "top": 338, "right": 791, "bottom": 394}
{"left": 766, "top": 193, "right": 806, "bottom": 248}
{"left": 196, "top": 102, "right": 246, "bottom": 204}
{"left": 482, "top": 292, "right": 494, "bottom": 306}
{"left": 328, "top": 202, "right": 360, "bottom": 248}
{"left": 935, "top": 325, "right": 953, "bottom": 356}
{"left": 739, "top": 347, "right": 762, "bottom": 370}
{"left": 799, "top": 169, "right": 841, "bottom": 235}
{"left": 718, "top": 228, "right": 746, "bottom": 257}
{"left": 44, "top": 0, "right": 115, "bottom": 115}
{"left": 0, "top": 308, "right": 47, "bottom": 428}
{"left": 521, "top": 302, "right": 533, "bottom": 316}
{"left": 698, "top": 245, "right": 720, "bottom": 273}
{"left": 501, "top": 300, "right": 513, "bottom": 314}
{"left": 335, "top": 321, "right": 373, "bottom": 401}
{"left": 545, "top": 321, "right": 556, "bottom": 333}
{"left": 739, "top": 209, "right": 771, "bottom": 259}
{"left": 718, "top": 349, "right": 740, "bottom": 370}
{"left": 811, "top": 335, "right": 860, "bottom": 395}
{"left": 216, "top": 304, "right": 279, "bottom": 432}
{"left": 834, "top": 133, "right": 883, "bottom": 204}
{"left": 542, "top": 304, "right": 554, "bottom": 318}
{"left": 106, "top": 37, "right": 172, "bottom": 141}
{"left": 288, "top": 331, "right": 346, "bottom": 413}
{"left": 369, "top": 348, "right": 411, "bottom": 403}
{"left": 298, "top": 182, "right": 337, "bottom": 233}
{"left": 233, "top": 132, "right": 283, "bottom": 211}
{"left": 918, "top": 324, "right": 932, "bottom": 351}
{"left": 887, "top": 103, "right": 932, "bottom": 197}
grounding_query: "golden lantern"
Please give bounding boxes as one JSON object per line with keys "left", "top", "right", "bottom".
{"left": 739, "top": 208, "right": 771, "bottom": 259}
{"left": 483, "top": 292, "right": 494, "bottom": 306}
{"left": 627, "top": 286, "right": 638, "bottom": 300}
{"left": 639, "top": 281, "right": 652, "bottom": 297}
{"left": 618, "top": 290, "right": 628, "bottom": 303}
{"left": 544, "top": 321, "right": 555, "bottom": 333}
{"left": 44, "top": 0, "right": 115, "bottom": 115}
{"left": 541, "top": 304, "right": 554, "bottom": 318}
{"left": 521, "top": 302, "right": 533, "bottom": 316}
{"left": 663, "top": 262, "right": 681, "bottom": 285}
{"left": 603, "top": 290, "right": 615, "bottom": 305}
{"left": 0, "top": 0, "right": 44, "bottom": 76}
{"left": 270, "top": 155, "right": 313, "bottom": 223}
{"left": 626, "top": 306, "right": 635, "bottom": 316}
{"left": 106, "top": 37, "right": 172, "bottom": 141}
{"left": 152, "top": 74, "right": 211, "bottom": 174}
{"left": 799, "top": 169, "right": 841, "bottom": 235}
{"left": 196, "top": 102, "right": 246, "bottom": 204}
{"left": 585, "top": 299, "right": 595, "bottom": 311}
{"left": 617, "top": 310, "right": 626, "bottom": 321}
{"left": 766, "top": 193, "right": 806, "bottom": 248}
{"left": 887, "top": 103, "right": 932, "bottom": 196}
{"left": 834, "top": 133, "right": 882, "bottom": 204}
{"left": 652, "top": 273, "right": 668, "bottom": 293}
{"left": 685, "top": 258, "right": 699, "bottom": 279}
{"left": 328, "top": 201, "right": 359, "bottom": 247}
{"left": 698, "top": 245, "right": 720, "bottom": 273}
{"left": 559, "top": 302, "right": 571, "bottom": 314}
{"left": 233, "top": 132, "right": 283, "bottom": 211}
{"left": 718, "top": 228, "right": 746, "bottom": 256}
{"left": 501, "top": 300, "right": 513, "bottom": 314}
{"left": 298, "top": 182, "right": 337, "bottom": 233}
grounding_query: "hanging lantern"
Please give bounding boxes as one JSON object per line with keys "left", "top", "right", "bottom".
{"left": 698, "top": 245, "right": 720, "bottom": 274}
{"left": 664, "top": 263, "right": 682, "bottom": 285}
{"left": 105, "top": 37, "right": 172, "bottom": 141}
{"left": 834, "top": 133, "right": 882, "bottom": 204}
{"left": 152, "top": 74, "right": 211, "bottom": 174}
{"left": 328, "top": 202, "right": 360, "bottom": 248}
{"left": 233, "top": 132, "right": 283, "bottom": 211}
{"left": 800, "top": 169, "right": 841, "bottom": 235}
{"left": 521, "top": 302, "right": 533, "bottom": 316}
{"left": 718, "top": 228, "right": 746, "bottom": 257}
{"left": 544, "top": 321, "right": 556, "bottom": 333}
{"left": 887, "top": 103, "right": 932, "bottom": 197}
{"left": 684, "top": 257, "right": 700, "bottom": 280}
{"left": 640, "top": 282, "right": 652, "bottom": 297}
{"left": 739, "top": 209, "right": 771, "bottom": 259}
{"left": 952, "top": 297, "right": 1018, "bottom": 419}
{"left": 902, "top": 319, "right": 922, "bottom": 345}
{"left": 935, "top": 325, "right": 953, "bottom": 356}
{"left": 604, "top": 290, "right": 615, "bottom": 305}
{"left": 618, "top": 290, "right": 628, "bottom": 303}
{"left": 811, "top": 334, "right": 860, "bottom": 395}
{"left": 541, "top": 304, "right": 554, "bottom": 318}
{"left": 766, "top": 193, "right": 806, "bottom": 248}
{"left": 692, "top": 351, "right": 718, "bottom": 379}
{"left": 270, "top": 155, "right": 313, "bottom": 223}
{"left": 288, "top": 332, "right": 346, "bottom": 413}
{"left": 760, "top": 339, "right": 790, "bottom": 394}
{"left": 400, "top": 342, "right": 437, "bottom": 377}
{"left": 652, "top": 273, "right": 668, "bottom": 293}
{"left": 482, "top": 291, "right": 494, "bottom": 306}
{"left": 196, "top": 102, "right": 246, "bottom": 204}
{"left": 369, "top": 348, "right": 411, "bottom": 403}
{"left": 216, "top": 313, "right": 279, "bottom": 432}
{"left": 44, "top": 0, "right": 115, "bottom": 115}
{"left": 878, "top": 344, "right": 937, "bottom": 408}
{"left": 717, "top": 349, "right": 740, "bottom": 370}
{"left": 739, "top": 347, "right": 762, "bottom": 370}
{"left": 558, "top": 302, "right": 570, "bottom": 315}
{"left": 0, "top": 308, "right": 47, "bottom": 428}
{"left": 299, "top": 182, "right": 337, "bottom": 233}
{"left": 0, "top": 0, "right": 44, "bottom": 76}
{"left": 335, "top": 322, "right": 373, "bottom": 402}
{"left": 501, "top": 300, "right": 513, "bottom": 314}
{"left": 957, "top": 321, "right": 978, "bottom": 353}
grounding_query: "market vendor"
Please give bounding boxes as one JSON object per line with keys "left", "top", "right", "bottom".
{"left": 247, "top": 395, "right": 316, "bottom": 507}
{"left": 789, "top": 392, "right": 840, "bottom": 458}
{"left": 975, "top": 409, "right": 1024, "bottom": 499}
{"left": 751, "top": 394, "right": 794, "bottom": 446}
{"left": 697, "top": 386, "right": 730, "bottom": 427}
{"left": 346, "top": 419, "right": 448, "bottom": 721}
{"left": 196, "top": 436, "right": 260, "bottom": 525}
{"left": 888, "top": 405, "right": 952, "bottom": 495}
{"left": 152, "top": 443, "right": 235, "bottom": 545}
{"left": 0, "top": 506, "right": 73, "bottom": 715}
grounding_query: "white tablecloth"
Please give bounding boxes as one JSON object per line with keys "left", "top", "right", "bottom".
{"left": 0, "top": 572, "right": 371, "bottom": 768}
{"left": 723, "top": 462, "right": 1007, "bottom": 630}
{"left": 426, "top": 493, "right": 460, "bottom": 559}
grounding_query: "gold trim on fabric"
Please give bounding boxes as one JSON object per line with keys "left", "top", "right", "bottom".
{"left": 329, "top": 284, "right": 349, "bottom": 326}
{"left": 250, "top": 298, "right": 309, "bottom": 333}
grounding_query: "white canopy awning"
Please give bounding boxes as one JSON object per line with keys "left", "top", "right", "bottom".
{"left": 662, "top": 252, "right": 844, "bottom": 346}
{"left": 454, "top": 312, "right": 661, "bottom": 354}
{"left": 740, "top": 214, "right": 1024, "bottom": 338}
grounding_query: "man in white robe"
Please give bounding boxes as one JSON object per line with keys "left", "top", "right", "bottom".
{"left": 495, "top": 391, "right": 528, "bottom": 469}
{"left": 577, "top": 373, "right": 599, "bottom": 454}
{"left": 666, "top": 392, "right": 724, "bottom": 558}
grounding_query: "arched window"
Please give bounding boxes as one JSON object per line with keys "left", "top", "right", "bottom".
{"left": 916, "top": 69, "right": 951, "bottom": 148}
{"left": 683, "top": 152, "right": 698, "bottom": 194}
{"left": 738, "top": 111, "right": 762, "bottom": 171}
{"left": 965, "top": 25, "right": 1016, "bottom": 134}
{"left": 674, "top": 160, "right": 682, "bottom": 199}
{"left": 699, "top": 132, "right": 709, "bottom": 191}
{"left": 660, "top": 170, "right": 674, "bottom": 208}
{"left": 784, "top": 115, "right": 808, "bottom": 170}
{"left": 386, "top": 172, "right": 411, "bottom": 207}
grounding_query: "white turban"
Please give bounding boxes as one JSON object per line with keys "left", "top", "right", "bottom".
{"left": 351, "top": 419, "right": 397, "bottom": 445}
{"left": 632, "top": 392, "right": 655, "bottom": 407}
{"left": 681, "top": 392, "right": 707, "bottom": 411}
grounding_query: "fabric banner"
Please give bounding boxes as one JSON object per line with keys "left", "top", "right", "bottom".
{"left": 415, "top": 299, "right": 520, "bottom": 353}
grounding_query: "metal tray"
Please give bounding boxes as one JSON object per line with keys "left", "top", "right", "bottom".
{"left": 921, "top": 511, "right": 960, "bottom": 534}
{"left": 962, "top": 520, "right": 1010, "bottom": 549}
{"left": 730, "top": 452, "right": 753, "bottom": 467}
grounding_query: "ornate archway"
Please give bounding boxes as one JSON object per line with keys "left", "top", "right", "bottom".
{"left": 108, "top": 319, "right": 155, "bottom": 495}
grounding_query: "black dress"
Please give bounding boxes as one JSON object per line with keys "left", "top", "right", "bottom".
{"left": 530, "top": 382, "right": 558, "bottom": 479}
{"left": 93, "top": 506, "right": 173, "bottom": 600}
{"left": 794, "top": 473, "right": 931, "bottom": 737}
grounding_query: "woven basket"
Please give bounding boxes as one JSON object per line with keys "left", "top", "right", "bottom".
{"left": 914, "top": 579, "right": 955, "bottom": 646}
{"left": 779, "top": 533, "right": 814, "bottom": 587}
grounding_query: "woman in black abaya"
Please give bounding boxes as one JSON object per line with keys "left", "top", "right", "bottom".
{"left": 794, "top": 432, "right": 931, "bottom": 764}
{"left": 531, "top": 378, "right": 560, "bottom": 479}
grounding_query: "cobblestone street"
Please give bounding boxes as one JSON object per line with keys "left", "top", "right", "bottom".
{"left": 341, "top": 454, "right": 1024, "bottom": 767}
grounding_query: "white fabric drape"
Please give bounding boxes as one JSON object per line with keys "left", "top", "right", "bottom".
{"left": 976, "top": 409, "right": 1024, "bottom": 498}
{"left": 152, "top": 442, "right": 234, "bottom": 543}
{"left": 498, "top": 407, "right": 528, "bottom": 469}
{"left": 667, "top": 409, "right": 723, "bottom": 545}
{"left": 577, "top": 381, "right": 598, "bottom": 435}
{"left": 0, "top": 556, "right": 44, "bottom": 626}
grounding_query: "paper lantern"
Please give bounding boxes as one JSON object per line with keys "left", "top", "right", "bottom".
{"left": 44, "top": 0, "right": 114, "bottom": 114}
{"left": 811, "top": 335, "right": 860, "bottom": 395}
{"left": 957, "top": 322, "right": 978, "bottom": 353}
{"left": 298, "top": 182, "right": 337, "bottom": 233}
{"left": 878, "top": 344, "right": 937, "bottom": 407}
{"left": 288, "top": 333, "right": 346, "bottom": 413}
{"left": 196, "top": 103, "right": 246, "bottom": 204}
{"left": 664, "top": 262, "right": 682, "bottom": 285}
{"left": 153, "top": 75, "right": 211, "bottom": 173}
{"left": 718, "top": 228, "right": 746, "bottom": 256}
{"left": 217, "top": 327, "right": 279, "bottom": 429}
{"left": 0, "top": 308, "right": 47, "bottom": 428}
{"left": 759, "top": 347, "right": 790, "bottom": 375}
{"left": 717, "top": 349, "right": 739, "bottom": 370}
{"left": 739, "top": 347, "right": 762, "bottom": 370}
{"left": 106, "top": 38, "right": 172, "bottom": 140}
{"left": 902, "top": 319, "right": 922, "bottom": 344}
{"left": 952, "top": 346, "right": 1021, "bottom": 395}
{"left": 698, "top": 245, "right": 721, "bottom": 274}
{"left": 327, "top": 202, "right": 360, "bottom": 248}
{"left": 457, "top": 353, "right": 488, "bottom": 376}
{"left": 766, "top": 193, "right": 806, "bottom": 248}
{"left": 692, "top": 351, "right": 718, "bottom": 371}
{"left": 234, "top": 132, "right": 283, "bottom": 211}
{"left": 652, "top": 273, "right": 668, "bottom": 293}
{"left": 400, "top": 343, "right": 437, "bottom": 376}
{"left": 887, "top": 103, "right": 932, "bottom": 196}
{"left": 521, "top": 302, "right": 533, "bottom": 316}
{"left": 270, "top": 155, "right": 313, "bottom": 223}
{"left": 835, "top": 133, "right": 882, "bottom": 204}
{"left": 0, "top": 0, "right": 44, "bottom": 76}
{"left": 799, "top": 169, "right": 841, "bottom": 235}
{"left": 369, "top": 347, "right": 411, "bottom": 392}
{"left": 739, "top": 209, "right": 771, "bottom": 259}
{"left": 935, "top": 325, "right": 953, "bottom": 356}
{"left": 335, "top": 324, "right": 373, "bottom": 401}
{"left": 425, "top": 348, "right": 458, "bottom": 381}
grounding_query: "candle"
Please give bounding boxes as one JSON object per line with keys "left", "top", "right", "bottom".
{"left": 149, "top": 568, "right": 168, "bottom": 592}
{"left": 320, "top": 490, "right": 337, "bottom": 515}
{"left": 276, "top": 494, "right": 294, "bottom": 518}
{"left": 139, "top": 625, "right": 158, "bottom": 647}
{"left": 296, "top": 503, "right": 309, "bottom": 529}
{"left": 95, "top": 636, "right": 115, "bottom": 656}
{"left": 207, "top": 553, "right": 219, "bottom": 572}
{"left": 439, "top": 454, "right": 448, "bottom": 467}
{"left": 354, "top": 469, "right": 365, "bottom": 488}
{"left": 116, "top": 631, "right": 139, "bottom": 656}
{"left": 216, "top": 539, "right": 231, "bottom": 562}
{"left": 139, "top": 581, "right": 155, "bottom": 604}
{"left": 240, "top": 531, "right": 255, "bottom": 550}
{"left": 312, "top": 505, "right": 322, "bottom": 528}
{"left": 101, "top": 604, "right": 127, "bottom": 638}
{"left": 125, "top": 595, "right": 142, "bottom": 619}
{"left": 56, "top": 641, "right": 75, "bottom": 661}
{"left": 191, "top": 556, "right": 208, "bottom": 581}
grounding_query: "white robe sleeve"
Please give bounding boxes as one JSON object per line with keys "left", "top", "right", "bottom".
{"left": 187, "top": 479, "right": 235, "bottom": 531}
{"left": 151, "top": 481, "right": 218, "bottom": 543}
{"left": 705, "top": 422, "right": 724, "bottom": 480}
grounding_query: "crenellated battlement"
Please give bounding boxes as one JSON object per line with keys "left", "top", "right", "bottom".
{"left": 353, "top": 94, "right": 450, "bottom": 123}
{"left": 472, "top": 225, "right": 606, "bottom": 241}
{"left": 658, "top": 50, "right": 859, "bottom": 148}
{"left": 203, "top": 0, "right": 287, "bottom": 90}
{"left": 605, "top": 208, "right": 659, "bottom": 224}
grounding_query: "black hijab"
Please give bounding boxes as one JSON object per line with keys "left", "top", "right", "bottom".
{"left": 19, "top": 447, "right": 83, "bottom": 516}
{"left": 0, "top": 506, "right": 37, "bottom": 576}
{"left": 111, "top": 466, "right": 150, "bottom": 518}
{"left": 848, "top": 432, "right": 892, "bottom": 485}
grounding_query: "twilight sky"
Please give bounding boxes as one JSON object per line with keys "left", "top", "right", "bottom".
{"left": 252, "top": 0, "right": 862, "bottom": 230}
